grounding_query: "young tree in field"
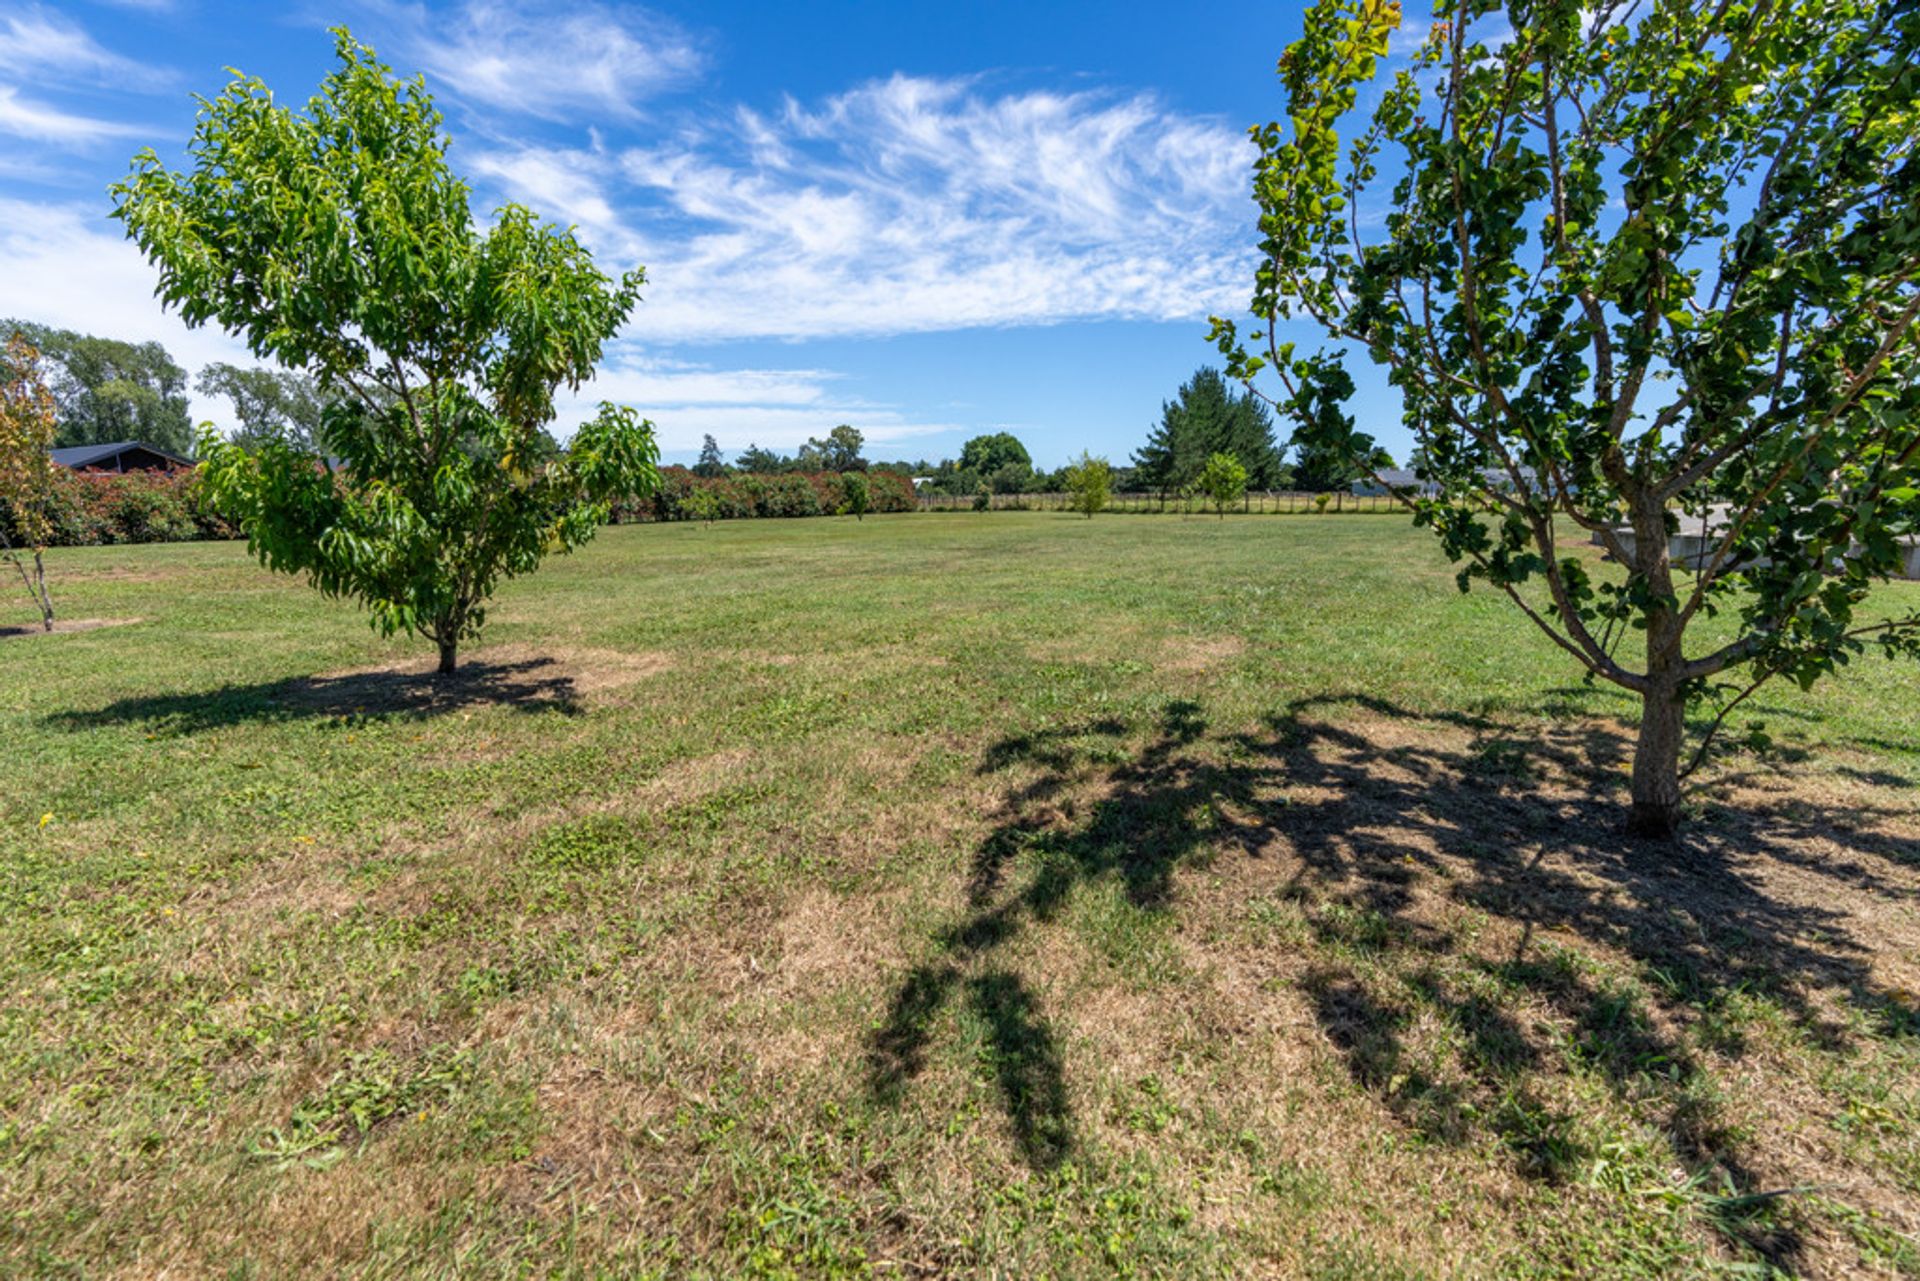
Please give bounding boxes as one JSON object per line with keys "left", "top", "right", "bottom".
{"left": 1192, "top": 452, "right": 1248, "bottom": 520}
{"left": 0, "top": 333, "right": 59, "bottom": 630}
{"left": 1064, "top": 452, "right": 1113, "bottom": 518}
{"left": 684, "top": 485, "right": 722, "bottom": 527}
{"left": 1211, "top": 0, "right": 1920, "bottom": 836}
{"left": 694, "top": 433, "right": 727, "bottom": 478}
{"left": 841, "top": 470, "right": 870, "bottom": 520}
{"left": 111, "top": 31, "right": 659, "bottom": 675}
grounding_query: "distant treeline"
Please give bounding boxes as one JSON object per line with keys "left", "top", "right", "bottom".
{"left": 7, "top": 310, "right": 1398, "bottom": 502}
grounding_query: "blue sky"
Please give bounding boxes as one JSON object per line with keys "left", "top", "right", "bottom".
{"left": 0, "top": 0, "right": 1409, "bottom": 468}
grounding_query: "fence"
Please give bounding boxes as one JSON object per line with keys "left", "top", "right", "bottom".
{"left": 915, "top": 490, "right": 1408, "bottom": 515}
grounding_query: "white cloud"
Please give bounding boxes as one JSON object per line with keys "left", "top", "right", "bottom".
{"left": 0, "top": 5, "right": 173, "bottom": 89}
{"left": 469, "top": 74, "right": 1256, "bottom": 342}
{"left": 363, "top": 0, "right": 704, "bottom": 122}
{"left": 553, "top": 349, "right": 952, "bottom": 453}
{"left": 0, "top": 198, "right": 938, "bottom": 451}
{"left": 0, "top": 87, "right": 148, "bottom": 145}
{"left": 0, "top": 199, "right": 254, "bottom": 431}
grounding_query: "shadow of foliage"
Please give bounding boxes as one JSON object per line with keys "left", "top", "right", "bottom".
{"left": 868, "top": 690, "right": 1920, "bottom": 1266}
{"left": 47, "top": 656, "right": 582, "bottom": 733}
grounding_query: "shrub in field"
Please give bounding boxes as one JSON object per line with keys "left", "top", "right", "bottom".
{"left": 0, "top": 332, "right": 58, "bottom": 628}
{"left": 758, "top": 473, "right": 823, "bottom": 518}
{"left": 35, "top": 469, "right": 229, "bottom": 547}
{"left": 1064, "top": 452, "right": 1113, "bottom": 518}
{"left": 112, "top": 31, "right": 659, "bottom": 675}
{"left": 1192, "top": 452, "right": 1249, "bottom": 519}
{"left": 1213, "top": 0, "right": 1920, "bottom": 835}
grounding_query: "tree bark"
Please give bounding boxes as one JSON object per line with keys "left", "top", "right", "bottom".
{"left": 1629, "top": 682, "right": 1684, "bottom": 838}
{"left": 437, "top": 637, "right": 458, "bottom": 675}
{"left": 34, "top": 553, "right": 53, "bottom": 631}
{"left": 1628, "top": 493, "right": 1685, "bottom": 838}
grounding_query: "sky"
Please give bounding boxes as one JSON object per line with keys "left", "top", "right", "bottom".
{"left": 0, "top": 0, "right": 1412, "bottom": 469}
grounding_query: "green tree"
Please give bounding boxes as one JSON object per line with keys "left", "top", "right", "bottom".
{"left": 1063, "top": 451, "right": 1112, "bottom": 518}
{"left": 841, "top": 470, "right": 870, "bottom": 520}
{"left": 684, "top": 485, "right": 722, "bottom": 526}
{"left": 111, "top": 31, "right": 658, "bottom": 675}
{"left": 0, "top": 332, "right": 59, "bottom": 629}
{"left": 694, "top": 433, "right": 726, "bottom": 478}
{"left": 3, "top": 320, "right": 192, "bottom": 455}
{"left": 1134, "top": 367, "right": 1282, "bottom": 495}
{"left": 196, "top": 362, "right": 337, "bottom": 453}
{"left": 804, "top": 424, "right": 866, "bottom": 472}
{"left": 1191, "top": 451, "right": 1248, "bottom": 519}
{"left": 959, "top": 432, "right": 1033, "bottom": 492}
{"left": 1212, "top": 0, "right": 1920, "bottom": 836}
{"left": 735, "top": 443, "right": 788, "bottom": 474}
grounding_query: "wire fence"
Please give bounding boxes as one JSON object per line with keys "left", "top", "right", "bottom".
{"left": 915, "top": 490, "right": 1408, "bottom": 515}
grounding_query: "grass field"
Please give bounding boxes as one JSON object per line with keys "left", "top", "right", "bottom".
{"left": 3, "top": 511, "right": 1918, "bottom": 1278}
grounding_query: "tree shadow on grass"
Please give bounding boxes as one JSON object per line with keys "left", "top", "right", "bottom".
{"left": 47, "top": 656, "right": 583, "bottom": 734}
{"left": 867, "top": 691, "right": 1920, "bottom": 1267}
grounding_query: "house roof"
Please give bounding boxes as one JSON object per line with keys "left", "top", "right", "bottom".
{"left": 48, "top": 441, "right": 192, "bottom": 470}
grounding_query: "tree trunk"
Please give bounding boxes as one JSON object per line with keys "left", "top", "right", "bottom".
{"left": 437, "top": 637, "right": 458, "bottom": 675}
{"left": 1629, "top": 682, "right": 1684, "bottom": 838}
{"left": 1627, "top": 493, "right": 1684, "bottom": 838}
{"left": 33, "top": 552, "right": 53, "bottom": 632}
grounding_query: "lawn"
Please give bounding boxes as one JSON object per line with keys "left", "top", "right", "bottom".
{"left": 3, "top": 512, "right": 1918, "bottom": 1278}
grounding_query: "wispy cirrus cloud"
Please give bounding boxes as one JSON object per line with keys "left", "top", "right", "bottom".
{"left": 0, "top": 4, "right": 174, "bottom": 89}
{"left": 358, "top": 0, "right": 705, "bottom": 122}
{"left": 0, "top": 199, "right": 940, "bottom": 453}
{"left": 552, "top": 352, "right": 954, "bottom": 455}
{"left": 471, "top": 73, "right": 1257, "bottom": 343}
{"left": 0, "top": 86, "right": 150, "bottom": 145}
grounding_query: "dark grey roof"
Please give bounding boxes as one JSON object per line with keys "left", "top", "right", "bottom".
{"left": 48, "top": 441, "right": 192, "bottom": 470}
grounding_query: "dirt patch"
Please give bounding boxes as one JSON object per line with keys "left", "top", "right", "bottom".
{"left": 0, "top": 616, "right": 142, "bottom": 640}
{"left": 1162, "top": 634, "right": 1246, "bottom": 672}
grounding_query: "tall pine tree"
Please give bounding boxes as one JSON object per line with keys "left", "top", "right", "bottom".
{"left": 1134, "top": 367, "right": 1281, "bottom": 493}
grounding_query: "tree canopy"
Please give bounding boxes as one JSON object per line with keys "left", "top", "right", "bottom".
{"left": 1192, "top": 451, "right": 1249, "bottom": 518}
{"left": 1212, "top": 0, "right": 1920, "bottom": 836}
{"left": 1063, "top": 452, "right": 1113, "bottom": 518}
{"left": 195, "top": 363, "right": 338, "bottom": 454}
{"left": 694, "top": 434, "right": 726, "bottom": 477}
{"left": 3, "top": 319, "right": 193, "bottom": 455}
{"left": 1134, "top": 366, "right": 1282, "bottom": 493}
{"left": 111, "top": 30, "right": 658, "bottom": 673}
{"left": 802, "top": 424, "right": 866, "bottom": 472}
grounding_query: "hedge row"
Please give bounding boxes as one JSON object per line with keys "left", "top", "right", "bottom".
{"left": 4, "top": 463, "right": 918, "bottom": 548}
{"left": 5, "top": 468, "right": 234, "bottom": 547}
{"left": 612, "top": 467, "right": 917, "bottom": 523}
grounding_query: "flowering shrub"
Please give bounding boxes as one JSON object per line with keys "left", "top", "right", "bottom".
{"left": 612, "top": 467, "right": 916, "bottom": 523}
{"left": 3, "top": 467, "right": 233, "bottom": 546}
